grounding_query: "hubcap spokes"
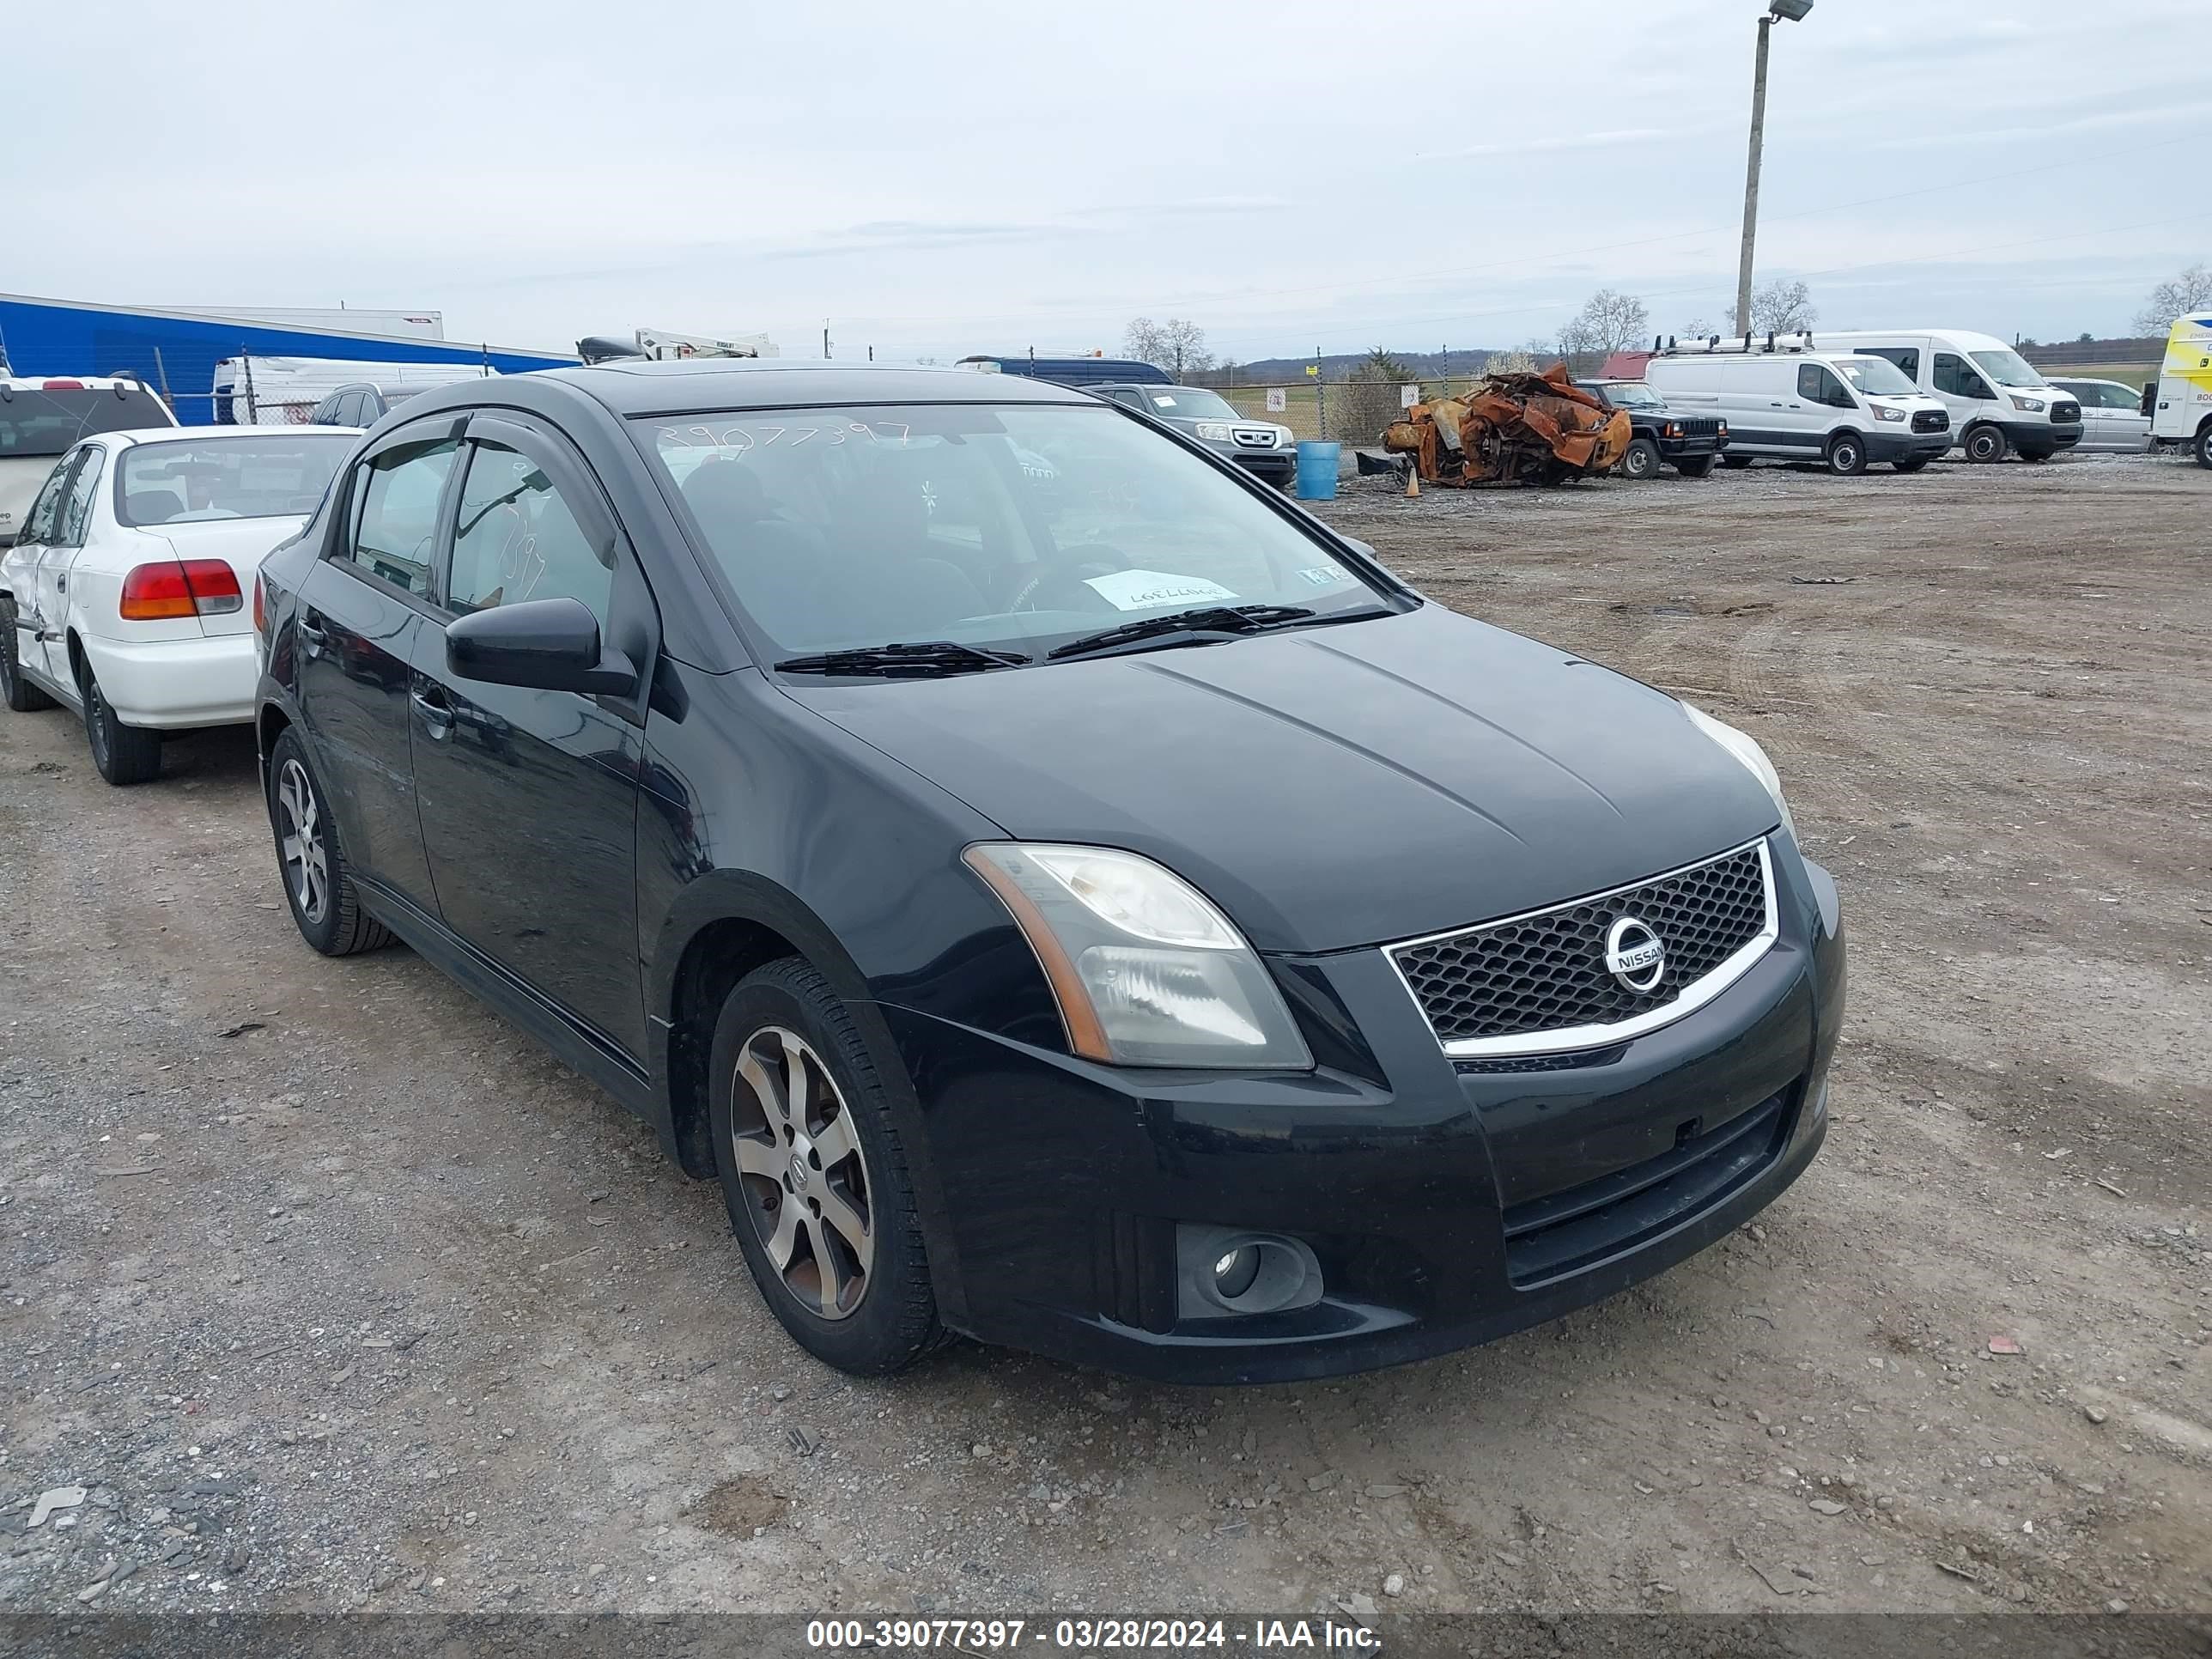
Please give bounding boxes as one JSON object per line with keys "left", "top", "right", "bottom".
{"left": 730, "top": 1024, "right": 873, "bottom": 1321}
{"left": 277, "top": 759, "right": 329, "bottom": 922}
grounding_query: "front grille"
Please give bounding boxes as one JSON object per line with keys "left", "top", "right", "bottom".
{"left": 1502, "top": 1088, "right": 1794, "bottom": 1285}
{"left": 1231, "top": 426, "right": 1279, "bottom": 448}
{"left": 1912, "top": 409, "right": 1950, "bottom": 434}
{"left": 2051, "top": 400, "right": 2081, "bottom": 424}
{"left": 1674, "top": 416, "right": 1722, "bottom": 437}
{"left": 1390, "top": 842, "right": 1771, "bottom": 1049}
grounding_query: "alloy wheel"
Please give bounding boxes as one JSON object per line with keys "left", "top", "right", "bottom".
{"left": 729, "top": 1024, "right": 874, "bottom": 1320}
{"left": 276, "top": 757, "right": 331, "bottom": 924}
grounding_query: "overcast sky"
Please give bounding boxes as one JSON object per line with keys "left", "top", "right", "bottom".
{"left": 9, "top": 2, "right": 2206, "bottom": 362}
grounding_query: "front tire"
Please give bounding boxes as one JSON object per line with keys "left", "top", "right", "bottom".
{"left": 82, "top": 670, "right": 162, "bottom": 785}
{"left": 1722, "top": 453, "right": 1753, "bottom": 470}
{"left": 1964, "top": 423, "right": 2008, "bottom": 464}
{"left": 1893, "top": 455, "right": 1930, "bottom": 473}
{"left": 2196, "top": 423, "right": 2212, "bottom": 470}
{"left": 1, "top": 605, "right": 56, "bottom": 712}
{"left": 265, "top": 727, "right": 392, "bottom": 955}
{"left": 1824, "top": 432, "right": 1868, "bottom": 476}
{"left": 1619, "top": 437, "right": 1660, "bottom": 481}
{"left": 1673, "top": 455, "right": 1717, "bottom": 478}
{"left": 708, "top": 957, "right": 943, "bottom": 1375}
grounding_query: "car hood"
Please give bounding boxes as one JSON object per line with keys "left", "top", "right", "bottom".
{"left": 789, "top": 605, "right": 1781, "bottom": 954}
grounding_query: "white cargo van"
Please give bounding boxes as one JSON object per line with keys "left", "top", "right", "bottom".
{"left": 2143, "top": 313, "right": 2212, "bottom": 467}
{"left": 1644, "top": 340, "right": 1951, "bottom": 474}
{"left": 1814, "top": 330, "right": 2082, "bottom": 463}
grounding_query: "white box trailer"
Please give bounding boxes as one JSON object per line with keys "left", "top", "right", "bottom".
{"left": 2147, "top": 313, "right": 2212, "bottom": 466}
{"left": 212, "top": 356, "right": 494, "bottom": 425}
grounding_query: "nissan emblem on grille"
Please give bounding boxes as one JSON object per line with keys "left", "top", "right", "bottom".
{"left": 1388, "top": 840, "right": 1777, "bottom": 1053}
{"left": 1603, "top": 916, "right": 1666, "bottom": 992}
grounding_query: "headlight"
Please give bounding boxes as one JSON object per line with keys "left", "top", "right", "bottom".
{"left": 1870, "top": 404, "right": 1906, "bottom": 422}
{"left": 2008, "top": 395, "right": 2045, "bottom": 412}
{"left": 1273, "top": 425, "right": 1293, "bottom": 447}
{"left": 1663, "top": 421, "right": 1682, "bottom": 438}
{"left": 1193, "top": 421, "right": 1234, "bottom": 442}
{"left": 1680, "top": 704, "right": 1796, "bottom": 842}
{"left": 964, "top": 844, "right": 1313, "bottom": 1069}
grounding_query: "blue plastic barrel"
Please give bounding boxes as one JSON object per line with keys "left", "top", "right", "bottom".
{"left": 1294, "top": 441, "right": 1341, "bottom": 501}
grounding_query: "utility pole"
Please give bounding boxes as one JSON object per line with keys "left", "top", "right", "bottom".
{"left": 823, "top": 321, "right": 831, "bottom": 360}
{"left": 1735, "top": 1, "right": 1813, "bottom": 337}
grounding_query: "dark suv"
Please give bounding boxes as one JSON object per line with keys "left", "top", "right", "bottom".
{"left": 1583, "top": 380, "right": 1729, "bottom": 479}
{"left": 252, "top": 360, "right": 1842, "bottom": 1384}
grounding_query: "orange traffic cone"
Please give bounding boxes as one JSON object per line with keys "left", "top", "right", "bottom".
{"left": 1405, "top": 465, "right": 1419, "bottom": 499}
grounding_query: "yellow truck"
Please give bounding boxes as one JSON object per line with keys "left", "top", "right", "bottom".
{"left": 2147, "top": 312, "right": 2212, "bottom": 467}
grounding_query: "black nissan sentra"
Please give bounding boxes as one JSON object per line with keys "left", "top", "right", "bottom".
{"left": 252, "top": 361, "right": 1844, "bottom": 1384}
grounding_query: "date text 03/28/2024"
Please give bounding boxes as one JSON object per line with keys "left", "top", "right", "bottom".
{"left": 805, "top": 1618, "right": 1382, "bottom": 1652}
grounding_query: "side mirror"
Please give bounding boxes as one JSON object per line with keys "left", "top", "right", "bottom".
{"left": 446, "top": 596, "right": 637, "bottom": 696}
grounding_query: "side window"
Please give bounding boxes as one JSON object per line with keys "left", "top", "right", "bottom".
{"left": 1797, "top": 364, "right": 1850, "bottom": 407}
{"left": 58, "top": 446, "right": 106, "bottom": 544}
{"left": 445, "top": 441, "right": 613, "bottom": 627}
{"left": 21, "top": 454, "right": 77, "bottom": 545}
{"left": 340, "top": 437, "right": 459, "bottom": 598}
{"left": 1867, "top": 346, "right": 1918, "bottom": 380}
{"left": 1933, "top": 353, "right": 1991, "bottom": 400}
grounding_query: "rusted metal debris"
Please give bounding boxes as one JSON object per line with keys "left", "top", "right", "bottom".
{"left": 1383, "top": 364, "right": 1632, "bottom": 487}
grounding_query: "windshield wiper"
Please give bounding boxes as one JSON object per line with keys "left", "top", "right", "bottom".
{"left": 774, "top": 641, "right": 1031, "bottom": 678}
{"left": 1046, "top": 605, "right": 1318, "bottom": 661}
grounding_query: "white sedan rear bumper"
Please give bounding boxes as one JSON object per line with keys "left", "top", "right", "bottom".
{"left": 79, "top": 630, "right": 258, "bottom": 729}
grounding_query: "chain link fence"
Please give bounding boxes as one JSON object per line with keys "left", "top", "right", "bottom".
{"left": 1210, "top": 376, "right": 1511, "bottom": 445}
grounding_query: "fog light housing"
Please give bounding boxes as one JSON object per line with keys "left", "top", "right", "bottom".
{"left": 1177, "top": 1225, "right": 1323, "bottom": 1319}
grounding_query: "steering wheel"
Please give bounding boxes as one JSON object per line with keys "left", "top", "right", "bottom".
{"left": 1006, "top": 550, "right": 1127, "bottom": 613}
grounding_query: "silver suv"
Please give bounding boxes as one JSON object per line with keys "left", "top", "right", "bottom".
{"left": 1089, "top": 383, "right": 1295, "bottom": 489}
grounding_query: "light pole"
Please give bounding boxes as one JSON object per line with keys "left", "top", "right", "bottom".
{"left": 1735, "top": 0, "right": 1812, "bottom": 338}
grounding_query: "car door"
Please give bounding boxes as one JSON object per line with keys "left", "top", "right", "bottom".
{"left": 35, "top": 442, "right": 109, "bottom": 688}
{"left": 407, "top": 414, "right": 653, "bottom": 1060}
{"left": 6, "top": 453, "right": 76, "bottom": 684}
{"left": 2098, "top": 382, "right": 2151, "bottom": 449}
{"left": 295, "top": 422, "right": 459, "bottom": 914}
{"left": 1931, "top": 350, "right": 1997, "bottom": 434}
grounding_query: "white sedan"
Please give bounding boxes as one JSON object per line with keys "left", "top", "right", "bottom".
{"left": 1, "top": 425, "right": 357, "bottom": 783}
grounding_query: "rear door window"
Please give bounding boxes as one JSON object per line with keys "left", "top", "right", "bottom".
{"left": 58, "top": 447, "right": 107, "bottom": 545}
{"left": 339, "top": 437, "right": 459, "bottom": 599}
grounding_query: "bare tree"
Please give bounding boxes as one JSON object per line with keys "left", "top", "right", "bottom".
{"left": 1726, "top": 279, "right": 1817, "bottom": 336}
{"left": 2133, "top": 264, "right": 2212, "bottom": 336}
{"left": 1574, "top": 289, "right": 1652, "bottom": 356}
{"left": 1123, "top": 317, "right": 1216, "bottom": 379}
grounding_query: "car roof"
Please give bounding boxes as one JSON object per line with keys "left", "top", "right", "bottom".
{"left": 97, "top": 424, "right": 362, "bottom": 447}
{"left": 538, "top": 359, "right": 1101, "bottom": 417}
{"left": 0, "top": 374, "right": 158, "bottom": 392}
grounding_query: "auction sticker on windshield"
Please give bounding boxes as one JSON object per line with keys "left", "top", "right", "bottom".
{"left": 1085, "top": 570, "right": 1240, "bottom": 611}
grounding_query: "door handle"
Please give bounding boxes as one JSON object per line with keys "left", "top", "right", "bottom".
{"left": 410, "top": 688, "right": 456, "bottom": 739}
{"left": 296, "top": 611, "right": 329, "bottom": 656}
{"left": 53, "top": 574, "right": 65, "bottom": 591}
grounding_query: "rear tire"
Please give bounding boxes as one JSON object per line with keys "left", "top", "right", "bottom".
{"left": 1963, "top": 423, "right": 2008, "bottom": 464}
{"left": 82, "top": 670, "right": 162, "bottom": 785}
{"left": 1673, "top": 455, "right": 1717, "bottom": 478}
{"left": 1, "top": 605, "right": 56, "bottom": 712}
{"left": 2195, "top": 423, "right": 2212, "bottom": 470}
{"left": 1722, "top": 454, "right": 1753, "bottom": 469}
{"left": 266, "top": 726, "right": 393, "bottom": 956}
{"left": 1824, "top": 432, "right": 1868, "bottom": 476}
{"left": 1619, "top": 438, "right": 1660, "bottom": 481}
{"left": 708, "top": 956, "right": 945, "bottom": 1376}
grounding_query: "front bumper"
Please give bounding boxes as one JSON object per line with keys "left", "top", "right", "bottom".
{"left": 1866, "top": 428, "right": 1953, "bottom": 464}
{"left": 884, "top": 846, "right": 1845, "bottom": 1384}
{"left": 1656, "top": 434, "right": 1726, "bottom": 459}
{"left": 1231, "top": 449, "right": 1297, "bottom": 485}
{"left": 80, "top": 629, "right": 258, "bottom": 727}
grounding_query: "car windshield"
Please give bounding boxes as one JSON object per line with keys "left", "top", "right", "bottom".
{"left": 1138, "top": 387, "right": 1239, "bottom": 422}
{"left": 0, "top": 384, "right": 172, "bottom": 459}
{"left": 1598, "top": 382, "right": 1665, "bottom": 409}
{"left": 1833, "top": 356, "right": 1918, "bottom": 396}
{"left": 647, "top": 403, "right": 1390, "bottom": 662}
{"left": 117, "top": 436, "right": 353, "bottom": 526}
{"left": 1968, "top": 349, "right": 2046, "bottom": 388}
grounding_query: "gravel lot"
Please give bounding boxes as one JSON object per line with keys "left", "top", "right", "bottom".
{"left": 2, "top": 450, "right": 2206, "bottom": 1622}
